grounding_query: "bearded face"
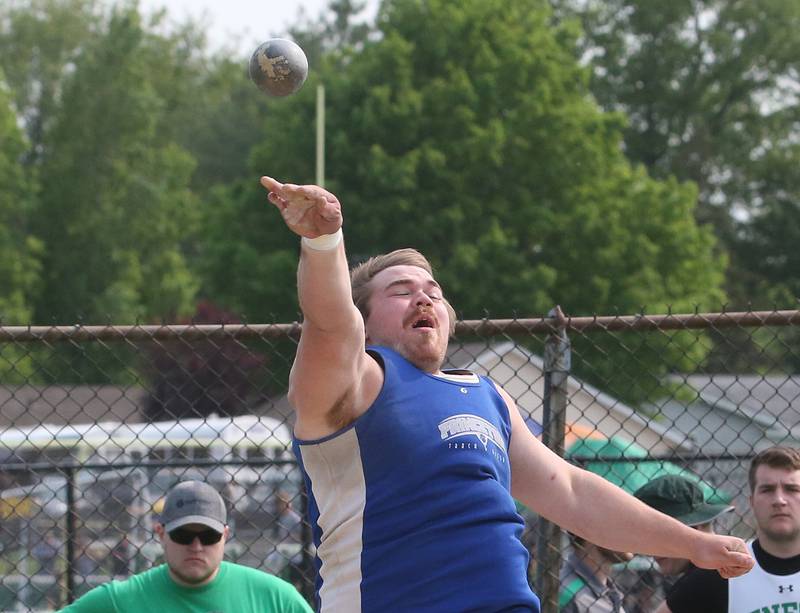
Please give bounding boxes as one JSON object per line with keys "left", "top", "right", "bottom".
{"left": 364, "top": 265, "right": 451, "bottom": 373}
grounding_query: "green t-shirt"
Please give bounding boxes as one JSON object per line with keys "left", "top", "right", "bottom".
{"left": 59, "top": 561, "right": 313, "bottom": 613}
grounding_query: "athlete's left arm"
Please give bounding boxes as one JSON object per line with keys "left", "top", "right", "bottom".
{"left": 497, "top": 386, "right": 753, "bottom": 576}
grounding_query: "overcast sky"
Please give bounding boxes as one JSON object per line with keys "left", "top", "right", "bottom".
{"left": 136, "top": 0, "right": 379, "bottom": 55}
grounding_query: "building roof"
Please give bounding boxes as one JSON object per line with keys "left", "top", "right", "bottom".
{"left": 0, "top": 384, "right": 293, "bottom": 431}
{"left": 0, "top": 385, "right": 146, "bottom": 429}
{"left": 668, "top": 374, "right": 800, "bottom": 441}
{"left": 447, "top": 341, "right": 691, "bottom": 451}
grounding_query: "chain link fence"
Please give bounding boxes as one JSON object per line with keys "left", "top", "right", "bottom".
{"left": 0, "top": 308, "right": 798, "bottom": 611}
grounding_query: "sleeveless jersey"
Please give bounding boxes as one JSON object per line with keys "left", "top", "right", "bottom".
{"left": 293, "top": 346, "right": 540, "bottom": 613}
{"left": 728, "top": 541, "right": 800, "bottom": 613}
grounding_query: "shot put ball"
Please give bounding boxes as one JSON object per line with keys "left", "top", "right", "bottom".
{"left": 249, "top": 38, "right": 309, "bottom": 97}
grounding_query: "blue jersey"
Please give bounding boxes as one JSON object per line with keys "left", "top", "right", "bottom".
{"left": 293, "top": 346, "right": 540, "bottom": 612}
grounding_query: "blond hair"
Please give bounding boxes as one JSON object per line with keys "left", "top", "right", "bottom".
{"left": 350, "top": 248, "right": 456, "bottom": 333}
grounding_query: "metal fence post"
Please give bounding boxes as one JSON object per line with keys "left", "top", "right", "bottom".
{"left": 534, "top": 306, "right": 571, "bottom": 613}
{"left": 65, "top": 466, "right": 77, "bottom": 605}
{"left": 300, "top": 484, "right": 315, "bottom": 602}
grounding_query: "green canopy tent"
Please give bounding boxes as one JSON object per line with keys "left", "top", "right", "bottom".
{"left": 565, "top": 436, "right": 731, "bottom": 504}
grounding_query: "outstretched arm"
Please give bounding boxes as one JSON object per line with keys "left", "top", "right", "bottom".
{"left": 260, "top": 177, "right": 382, "bottom": 439}
{"left": 498, "top": 388, "right": 753, "bottom": 578}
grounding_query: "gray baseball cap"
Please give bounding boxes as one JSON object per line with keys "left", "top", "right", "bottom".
{"left": 160, "top": 481, "right": 227, "bottom": 534}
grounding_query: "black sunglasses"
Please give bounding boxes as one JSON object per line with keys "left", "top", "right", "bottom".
{"left": 168, "top": 527, "right": 223, "bottom": 546}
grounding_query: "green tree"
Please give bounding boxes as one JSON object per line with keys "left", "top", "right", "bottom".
{"left": 167, "top": 55, "right": 274, "bottom": 193}
{"left": 0, "top": 69, "right": 43, "bottom": 381}
{"left": 290, "top": 0, "right": 373, "bottom": 64}
{"left": 33, "top": 7, "right": 200, "bottom": 324}
{"left": 554, "top": 0, "right": 800, "bottom": 307}
{"left": 734, "top": 144, "right": 800, "bottom": 305}
{"left": 194, "top": 0, "right": 375, "bottom": 319}
{"left": 0, "top": 0, "right": 101, "bottom": 166}
{"left": 203, "top": 0, "right": 725, "bottom": 401}
{"left": 0, "top": 75, "right": 41, "bottom": 323}
{"left": 254, "top": 0, "right": 724, "bottom": 316}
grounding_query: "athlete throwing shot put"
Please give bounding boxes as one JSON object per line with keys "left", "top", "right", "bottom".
{"left": 261, "top": 176, "right": 754, "bottom": 613}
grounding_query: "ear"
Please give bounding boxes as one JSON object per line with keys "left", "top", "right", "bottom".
{"left": 154, "top": 523, "right": 165, "bottom": 542}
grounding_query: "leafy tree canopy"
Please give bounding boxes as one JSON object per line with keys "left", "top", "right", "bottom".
{"left": 0, "top": 68, "right": 42, "bottom": 324}
{"left": 554, "top": 0, "right": 800, "bottom": 307}
{"left": 229, "top": 0, "right": 725, "bottom": 323}
{"left": 32, "top": 6, "right": 201, "bottom": 323}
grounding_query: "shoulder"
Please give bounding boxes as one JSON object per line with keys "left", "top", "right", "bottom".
{"left": 58, "top": 568, "right": 165, "bottom": 613}
{"left": 666, "top": 567, "right": 727, "bottom": 613}
{"left": 58, "top": 583, "right": 116, "bottom": 612}
{"left": 223, "top": 563, "right": 312, "bottom": 610}
{"left": 223, "top": 561, "right": 271, "bottom": 579}
{"left": 224, "top": 562, "right": 298, "bottom": 589}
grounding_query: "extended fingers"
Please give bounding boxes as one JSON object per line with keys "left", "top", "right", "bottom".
{"left": 260, "top": 176, "right": 282, "bottom": 192}
{"left": 260, "top": 177, "right": 342, "bottom": 230}
{"left": 262, "top": 176, "right": 289, "bottom": 211}
{"left": 260, "top": 177, "right": 332, "bottom": 206}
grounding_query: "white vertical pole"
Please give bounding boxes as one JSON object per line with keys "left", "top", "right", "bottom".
{"left": 316, "top": 84, "right": 326, "bottom": 188}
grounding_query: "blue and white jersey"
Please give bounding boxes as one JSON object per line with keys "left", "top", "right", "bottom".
{"left": 293, "top": 345, "right": 540, "bottom": 613}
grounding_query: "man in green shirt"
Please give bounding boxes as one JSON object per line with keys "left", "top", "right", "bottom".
{"left": 60, "top": 480, "right": 312, "bottom": 613}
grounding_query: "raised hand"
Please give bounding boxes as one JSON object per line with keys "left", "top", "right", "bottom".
{"left": 261, "top": 176, "right": 343, "bottom": 239}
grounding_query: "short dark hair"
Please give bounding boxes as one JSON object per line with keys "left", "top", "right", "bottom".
{"left": 749, "top": 446, "right": 800, "bottom": 492}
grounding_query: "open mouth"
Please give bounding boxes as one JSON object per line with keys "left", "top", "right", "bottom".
{"left": 411, "top": 316, "right": 435, "bottom": 329}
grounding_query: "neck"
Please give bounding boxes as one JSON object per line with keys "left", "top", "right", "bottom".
{"left": 168, "top": 563, "right": 220, "bottom": 588}
{"left": 373, "top": 341, "right": 444, "bottom": 373}
{"left": 403, "top": 348, "right": 444, "bottom": 374}
{"left": 757, "top": 533, "right": 800, "bottom": 559}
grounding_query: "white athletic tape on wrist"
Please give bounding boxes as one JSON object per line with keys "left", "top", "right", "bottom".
{"left": 301, "top": 228, "right": 343, "bottom": 251}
